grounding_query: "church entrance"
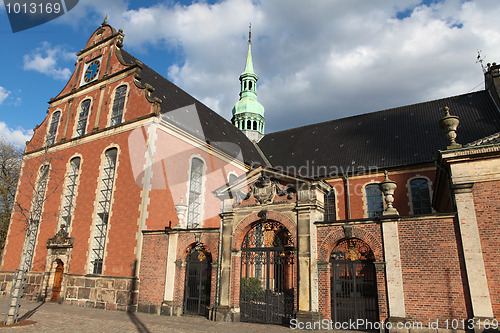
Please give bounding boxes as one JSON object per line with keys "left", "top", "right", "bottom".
{"left": 330, "top": 238, "right": 378, "bottom": 326}
{"left": 183, "top": 246, "right": 211, "bottom": 317}
{"left": 240, "top": 221, "right": 295, "bottom": 325}
{"left": 50, "top": 261, "right": 64, "bottom": 302}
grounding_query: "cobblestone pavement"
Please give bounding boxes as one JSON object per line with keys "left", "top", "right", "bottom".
{"left": 0, "top": 298, "right": 301, "bottom": 332}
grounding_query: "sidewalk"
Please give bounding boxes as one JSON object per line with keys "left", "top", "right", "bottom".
{"left": 0, "top": 298, "right": 300, "bottom": 332}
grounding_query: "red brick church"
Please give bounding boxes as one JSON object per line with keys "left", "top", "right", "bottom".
{"left": 1, "top": 21, "right": 499, "bottom": 331}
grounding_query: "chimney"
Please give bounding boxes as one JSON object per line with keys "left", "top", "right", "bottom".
{"left": 485, "top": 62, "right": 500, "bottom": 110}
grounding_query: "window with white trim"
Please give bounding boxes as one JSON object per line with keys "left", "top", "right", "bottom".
{"left": 410, "top": 178, "right": 432, "bottom": 214}
{"left": 110, "top": 85, "right": 127, "bottom": 126}
{"left": 366, "top": 184, "right": 384, "bottom": 218}
{"left": 75, "top": 100, "right": 90, "bottom": 137}
{"left": 59, "top": 157, "right": 81, "bottom": 228}
{"left": 91, "top": 148, "right": 118, "bottom": 274}
{"left": 187, "top": 158, "right": 204, "bottom": 228}
{"left": 46, "top": 111, "right": 61, "bottom": 146}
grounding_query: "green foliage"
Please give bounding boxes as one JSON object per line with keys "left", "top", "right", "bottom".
{"left": 0, "top": 139, "right": 22, "bottom": 250}
{"left": 241, "top": 277, "right": 265, "bottom": 300}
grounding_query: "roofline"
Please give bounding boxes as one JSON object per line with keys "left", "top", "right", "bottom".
{"left": 262, "top": 89, "right": 489, "bottom": 137}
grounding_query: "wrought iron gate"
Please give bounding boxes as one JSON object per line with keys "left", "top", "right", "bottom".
{"left": 331, "top": 238, "right": 379, "bottom": 327}
{"left": 240, "top": 221, "right": 295, "bottom": 325}
{"left": 183, "top": 247, "right": 211, "bottom": 317}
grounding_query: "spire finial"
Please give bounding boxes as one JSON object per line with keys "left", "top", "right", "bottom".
{"left": 102, "top": 15, "right": 108, "bottom": 26}
{"left": 248, "top": 23, "right": 252, "bottom": 44}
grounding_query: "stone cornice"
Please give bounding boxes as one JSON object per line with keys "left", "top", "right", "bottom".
{"left": 314, "top": 212, "right": 456, "bottom": 226}
{"left": 49, "top": 66, "right": 138, "bottom": 105}
{"left": 142, "top": 227, "right": 220, "bottom": 235}
{"left": 23, "top": 114, "right": 157, "bottom": 158}
{"left": 440, "top": 144, "right": 500, "bottom": 161}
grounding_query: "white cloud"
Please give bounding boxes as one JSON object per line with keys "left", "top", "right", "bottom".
{"left": 0, "top": 122, "right": 32, "bottom": 148}
{"left": 23, "top": 42, "right": 75, "bottom": 80}
{"left": 0, "top": 87, "right": 10, "bottom": 105}
{"left": 53, "top": 0, "right": 500, "bottom": 132}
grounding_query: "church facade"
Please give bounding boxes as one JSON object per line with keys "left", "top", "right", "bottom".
{"left": 1, "top": 22, "right": 500, "bottom": 331}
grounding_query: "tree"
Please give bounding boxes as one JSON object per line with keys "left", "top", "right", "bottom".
{"left": 3, "top": 138, "right": 64, "bottom": 325}
{"left": 0, "top": 139, "right": 22, "bottom": 252}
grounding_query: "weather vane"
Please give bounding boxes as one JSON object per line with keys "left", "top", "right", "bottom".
{"left": 249, "top": 23, "right": 252, "bottom": 43}
{"left": 476, "top": 50, "right": 487, "bottom": 73}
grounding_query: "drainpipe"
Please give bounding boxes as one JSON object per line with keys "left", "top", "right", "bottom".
{"left": 343, "top": 174, "right": 352, "bottom": 220}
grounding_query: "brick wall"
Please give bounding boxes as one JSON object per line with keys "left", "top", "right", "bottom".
{"left": 1, "top": 129, "right": 145, "bottom": 277}
{"left": 473, "top": 181, "right": 500, "bottom": 318}
{"left": 138, "top": 231, "right": 220, "bottom": 314}
{"left": 316, "top": 222, "right": 386, "bottom": 320}
{"left": 138, "top": 232, "right": 168, "bottom": 306}
{"left": 398, "top": 216, "right": 470, "bottom": 325}
{"left": 326, "top": 168, "right": 437, "bottom": 220}
{"left": 315, "top": 216, "right": 470, "bottom": 326}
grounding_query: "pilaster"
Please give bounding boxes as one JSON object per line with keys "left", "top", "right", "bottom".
{"left": 381, "top": 218, "right": 407, "bottom": 328}
{"left": 452, "top": 184, "right": 494, "bottom": 323}
{"left": 294, "top": 184, "right": 324, "bottom": 324}
{"left": 212, "top": 211, "right": 237, "bottom": 321}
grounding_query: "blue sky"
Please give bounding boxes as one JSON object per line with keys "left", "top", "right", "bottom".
{"left": 1, "top": 0, "right": 500, "bottom": 147}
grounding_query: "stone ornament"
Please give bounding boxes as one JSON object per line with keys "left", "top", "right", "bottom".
{"left": 46, "top": 224, "right": 74, "bottom": 249}
{"left": 439, "top": 106, "right": 462, "bottom": 149}
{"left": 174, "top": 197, "right": 188, "bottom": 228}
{"left": 378, "top": 170, "right": 399, "bottom": 216}
{"left": 244, "top": 174, "right": 292, "bottom": 205}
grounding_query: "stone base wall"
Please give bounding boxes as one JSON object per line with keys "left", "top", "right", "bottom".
{"left": 63, "top": 274, "right": 138, "bottom": 311}
{"left": 0, "top": 271, "right": 44, "bottom": 301}
{"left": 0, "top": 271, "right": 140, "bottom": 312}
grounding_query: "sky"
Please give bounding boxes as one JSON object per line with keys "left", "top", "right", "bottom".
{"left": 1, "top": 0, "right": 500, "bottom": 148}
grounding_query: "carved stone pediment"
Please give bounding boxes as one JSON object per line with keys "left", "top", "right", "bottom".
{"left": 47, "top": 225, "right": 74, "bottom": 249}
{"left": 244, "top": 174, "right": 293, "bottom": 205}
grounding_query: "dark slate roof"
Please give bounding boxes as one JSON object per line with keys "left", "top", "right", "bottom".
{"left": 258, "top": 91, "right": 500, "bottom": 177}
{"left": 120, "top": 49, "right": 266, "bottom": 166}
{"left": 465, "top": 131, "right": 500, "bottom": 147}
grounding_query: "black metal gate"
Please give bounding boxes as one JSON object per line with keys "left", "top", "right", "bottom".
{"left": 240, "top": 221, "right": 295, "bottom": 325}
{"left": 183, "top": 247, "right": 211, "bottom": 317}
{"left": 331, "top": 238, "right": 379, "bottom": 327}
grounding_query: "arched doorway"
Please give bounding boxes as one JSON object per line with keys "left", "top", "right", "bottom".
{"left": 183, "top": 245, "right": 212, "bottom": 317}
{"left": 50, "top": 260, "right": 64, "bottom": 302}
{"left": 330, "top": 238, "right": 378, "bottom": 325}
{"left": 240, "top": 221, "right": 296, "bottom": 325}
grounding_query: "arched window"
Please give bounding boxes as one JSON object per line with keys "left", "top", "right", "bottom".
{"left": 110, "top": 85, "right": 127, "bottom": 126}
{"left": 366, "top": 184, "right": 383, "bottom": 218}
{"left": 249, "top": 81, "right": 253, "bottom": 90}
{"left": 75, "top": 100, "right": 91, "bottom": 137}
{"left": 46, "top": 111, "right": 61, "bottom": 146}
{"left": 59, "top": 157, "right": 81, "bottom": 228}
{"left": 25, "top": 164, "right": 50, "bottom": 270}
{"left": 410, "top": 178, "right": 432, "bottom": 214}
{"left": 253, "top": 121, "right": 257, "bottom": 130}
{"left": 324, "top": 190, "right": 336, "bottom": 221}
{"left": 91, "top": 148, "right": 118, "bottom": 274}
{"left": 187, "top": 158, "right": 204, "bottom": 228}
{"left": 246, "top": 120, "right": 251, "bottom": 130}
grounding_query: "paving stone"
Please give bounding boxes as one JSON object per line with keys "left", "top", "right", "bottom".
{"left": 0, "top": 298, "right": 313, "bottom": 332}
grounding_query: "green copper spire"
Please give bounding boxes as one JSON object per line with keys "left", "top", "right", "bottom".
{"left": 231, "top": 24, "right": 265, "bottom": 143}
{"left": 243, "top": 41, "right": 254, "bottom": 75}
